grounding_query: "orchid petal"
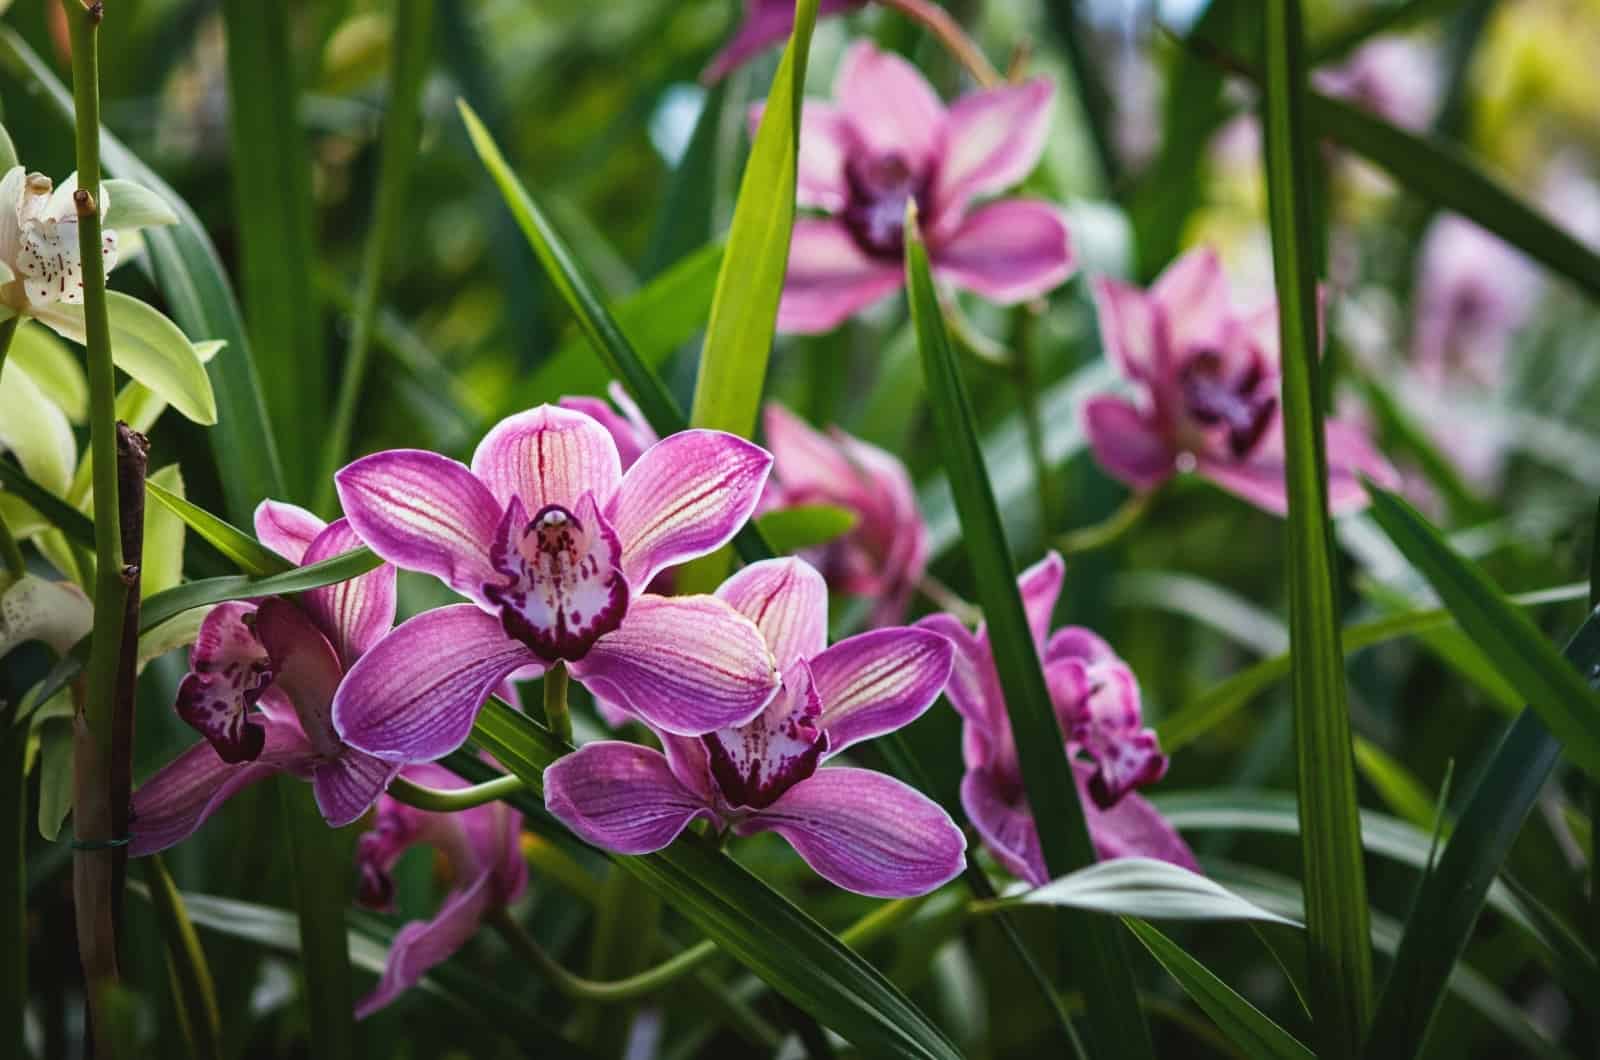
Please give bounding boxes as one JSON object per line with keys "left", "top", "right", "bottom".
{"left": 336, "top": 450, "right": 503, "bottom": 605}
{"left": 544, "top": 741, "right": 714, "bottom": 854}
{"left": 569, "top": 594, "right": 778, "bottom": 736}
{"left": 737, "top": 767, "right": 966, "bottom": 898}
{"left": 1151, "top": 246, "right": 1232, "bottom": 354}
{"left": 931, "top": 200, "right": 1075, "bottom": 303}
{"left": 0, "top": 166, "right": 23, "bottom": 265}
{"left": 1192, "top": 453, "right": 1291, "bottom": 517}
{"left": 312, "top": 751, "right": 401, "bottom": 829}
{"left": 1082, "top": 395, "right": 1175, "bottom": 489}
{"left": 252, "top": 499, "right": 325, "bottom": 565}
{"left": 1325, "top": 416, "right": 1401, "bottom": 516}
{"left": 960, "top": 766, "right": 1046, "bottom": 885}
{"left": 470, "top": 403, "right": 623, "bottom": 513}
{"left": 300, "top": 519, "right": 397, "bottom": 667}
{"left": 253, "top": 598, "right": 344, "bottom": 759}
{"left": 558, "top": 384, "right": 657, "bottom": 470}
{"left": 1092, "top": 275, "right": 1163, "bottom": 385}
{"left": 704, "top": 659, "right": 827, "bottom": 808}
{"left": 777, "top": 219, "right": 904, "bottom": 334}
{"left": 175, "top": 602, "right": 272, "bottom": 763}
{"left": 333, "top": 605, "right": 541, "bottom": 763}
{"left": 763, "top": 402, "right": 860, "bottom": 497}
{"left": 812, "top": 627, "right": 953, "bottom": 756}
{"left": 714, "top": 557, "right": 828, "bottom": 670}
{"left": 1017, "top": 551, "right": 1065, "bottom": 650}
{"left": 355, "top": 871, "right": 497, "bottom": 1020}
{"left": 932, "top": 78, "right": 1054, "bottom": 218}
{"left": 835, "top": 41, "right": 945, "bottom": 167}
{"left": 702, "top": 0, "right": 863, "bottom": 83}
{"left": 1078, "top": 763, "right": 1199, "bottom": 871}
{"left": 607, "top": 429, "right": 772, "bottom": 589}
{"left": 0, "top": 574, "right": 91, "bottom": 659}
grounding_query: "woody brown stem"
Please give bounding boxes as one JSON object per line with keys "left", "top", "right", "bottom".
{"left": 109, "top": 423, "right": 146, "bottom": 927}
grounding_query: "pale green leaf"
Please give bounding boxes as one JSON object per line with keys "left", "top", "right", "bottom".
{"left": 0, "top": 361, "right": 75, "bottom": 495}
{"left": 142, "top": 465, "right": 187, "bottom": 599}
{"left": 104, "top": 291, "right": 218, "bottom": 425}
{"left": 989, "top": 858, "right": 1300, "bottom": 927}
{"left": 6, "top": 321, "right": 86, "bottom": 422}
{"left": 101, "top": 178, "right": 178, "bottom": 231}
{"left": 754, "top": 503, "right": 857, "bottom": 556}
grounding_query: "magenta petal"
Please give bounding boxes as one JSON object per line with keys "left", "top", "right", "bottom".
{"left": 763, "top": 402, "right": 862, "bottom": 499}
{"left": 714, "top": 557, "right": 828, "bottom": 670}
{"left": 355, "top": 871, "right": 497, "bottom": 1020}
{"left": 1078, "top": 763, "right": 1198, "bottom": 871}
{"left": 336, "top": 450, "right": 503, "bottom": 605}
{"left": 253, "top": 500, "right": 325, "bottom": 565}
{"left": 254, "top": 598, "right": 345, "bottom": 758}
{"left": 835, "top": 41, "right": 946, "bottom": 168}
{"left": 932, "top": 78, "right": 1054, "bottom": 219}
{"left": 1017, "top": 551, "right": 1065, "bottom": 651}
{"left": 313, "top": 751, "right": 401, "bottom": 828}
{"left": 470, "top": 404, "right": 623, "bottom": 513}
{"left": 1193, "top": 451, "right": 1290, "bottom": 516}
{"left": 811, "top": 627, "right": 953, "bottom": 756}
{"left": 558, "top": 384, "right": 658, "bottom": 470}
{"left": 1082, "top": 395, "right": 1175, "bottom": 489}
{"left": 129, "top": 715, "right": 315, "bottom": 856}
{"left": 961, "top": 767, "right": 1046, "bottom": 886}
{"left": 751, "top": 101, "right": 855, "bottom": 212}
{"left": 1092, "top": 276, "right": 1163, "bottom": 385}
{"left": 737, "top": 767, "right": 966, "bottom": 898}
{"left": 704, "top": 659, "right": 827, "bottom": 809}
{"left": 544, "top": 741, "right": 714, "bottom": 854}
{"left": 175, "top": 602, "right": 272, "bottom": 763}
{"left": 333, "top": 605, "right": 541, "bottom": 763}
{"left": 777, "top": 219, "right": 904, "bottom": 334}
{"left": 1324, "top": 416, "right": 1400, "bottom": 516}
{"left": 916, "top": 614, "right": 1005, "bottom": 754}
{"left": 1151, "top": 246, "right": 1232, "bottom": 355}
{"left": 568, "top": 594, "right": 778, "bottom": 736}
{"left": 932, "top": 200, "right": 1075, "bottom": 304}
{"left": 607, "top": 430, "right": 773, "bottom": 589}
{"left": 301, "top": 519, "right": 397, "bottom": 667}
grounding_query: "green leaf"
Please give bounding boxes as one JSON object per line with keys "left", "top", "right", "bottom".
{"left": 904, "top": 208, "right": 1153, "bottom": 1058}
{"left": 0, "top": 360, "right": 75, "bottom": 495}
{"left": 139, "top": 856, "right": 222, "bottom": 1060}
{"left": 1366, "top": 485, "right": 1600, "bottom": 778}
{"left": 1352, "top": 736, "right": 1438, "bottom": 832}
{"left": 0, "top": 119, "right": 15, "bottom": 172}
{"left": 1124, "top": 918, "right": 1316, "bottom": 1060}
{"left": 32, "top": 705, "right": 71, "bottom": 842}
{"left": 1261, "top": 3, "right": 1374, "bottom": 1049}
{"left": 469, "top": 699, "right": 964, "bottom": 1060}
{"left": 221, "top": 0, "right": 326, "bottom": 501}
{"left": 7, "top": 321, "right": 86, "bottom": 422}
{"left": 0, "top": 460, "right": 94, "bottom": 550}
{"left": 141, "top": 465, "right": 186, "bottom": 599}
{"left": 1365, "top": 604, "right": 1600, "bottom": 1057}
{"left": 100, "top": 179, "right": 178, "bottom": 231}
{"left": 103, "top": 291, "right": 217, "bottom": 425}
{"left": 145, "top": 478, "right": 291, "bottom": 577}
{"left": 985, "top": 858, "right": 1300, "bottom": 927}
{"left": 0, "top": 27, "right": 288, "bottom": 524}
{"left": 754, "top": 503, "right": 858, "bottom": 555}
{"left": 688, "top": 0, "right": 817, "bottom": 440}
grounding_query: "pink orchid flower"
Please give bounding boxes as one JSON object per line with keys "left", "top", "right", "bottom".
{"left": 330, "top": 404, "right": 780, "bottom": 765}
{"left": 354, "top": 762, "right": 528, "bottom": 1019}
{"left": 129, "top": 501, "right": 402, "bottom": 854}
{"left": 545, "top": 557, "right": 966, "bottom": 898}
{"left": 769, "top": 40, "right": 1074, "bottom": 334}
{"left": 704, "top": 0, "right": 866, "bottom": 83}
{"left": 1411, "top": 214, "right": 1537, "bottom": 391}
{"left": 762, "top": 402, "right": 928, "bottom": 627}
{"left": 1083, "top": 246, "right": 1399, "bottom": 516}
{"left": 918, "top": 552, "right": 1197, "bottom": 885}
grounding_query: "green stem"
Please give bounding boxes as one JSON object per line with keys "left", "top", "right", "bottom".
{"left": 543, "top": 662, "right": 572, "bottom": 745}
{"left": 490, "top": 908, "right": 719, "bottom": 1003}
{"left": 1056, "top": 489, "right": 1155, "bottom": 557}
{"left": 386, "top": 772, "right": 525, "bottom": 813}
{"left": 0, "top": 314, "right": 19, "bottom": 386}
{"left": 0, "top": 508, "right": 23, "bottom": 586}
{"left": 914, "top": 572, "right": 981, "bottom": 626}
{"left": 877, "top": 0, "right": 1002, "bottom": 87}
{"left": 64, "top": 3, "right": 128, "bottom": 1050}
{"left": 315, "top": 0, "right": 433, "bottom": 514}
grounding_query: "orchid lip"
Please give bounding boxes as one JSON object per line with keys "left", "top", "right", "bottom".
{"left": 1178, "top": 351, "right": 1276, "bottom": 458}
{"left": 841, "top": 152, "right": 928, "bottom": 261}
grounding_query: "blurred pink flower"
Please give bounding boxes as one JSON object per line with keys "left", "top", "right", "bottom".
{"left": 763, "top": 402, "right": 928, "bottom": 626}
{"left": 354, "top": 763, "right": 528, "bottom": 1019}
{"left": 1411, "top": 215, "right": 1538, "bottom": 390}
{"left": 703, "top": 0, "right": 866, "bottom": 83}
{"left": 918, "top": 552, "right": 1196, "bottom": 884}
{"left": 766, "top": 40, "right": 1074, "bottom": 333}
{"left": 1082, "top": 247, "right": 1399, "bottom": 516}
{"left": 1313, "top": 37, "right": 1439, "bottom": 133}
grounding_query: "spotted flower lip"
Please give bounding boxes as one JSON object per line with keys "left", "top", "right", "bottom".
{"left": 354, "top": 762, "right": 527, "bottom": 1020}
{"left": 331, "top": 404, "right": 780, "bottom": 763}
{"left": 129, "top": 502, "right": 403, "bottom": 854}
{"left": 1083, "top": 246, "right": 1400, "bottom": 517}
{"left": 917, "top": 551, "right": 1197, "bottom": 885}
{"left": 544, "top": 557, "right": 967, "bottom": 899}
{"left": 767, "top": 40, "right": 1075, "bottom": 334}
{"left": 761, "top": 402, "right": 929, "bottom": 628}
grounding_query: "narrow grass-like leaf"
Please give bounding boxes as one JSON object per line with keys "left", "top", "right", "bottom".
{"left": 469, "top": 699, "right": 964, "bottom": 1060}
{"left": 0, "top": 28, "right": 287, "bottom": 524}
{"left": 1124, "top": 918, "right": 1316, "bottom": 1060}
{"left": 0, "top": 459, "right": 95, "bottom": 550}
{"left": 145, "top": 479, "right": 291, "bottom": 577}
{"left": 984, "top": 858, "right": 1300, "bottom": 927}
{"left": 1261, "top": 3, "right": 1374, "bottom": 1048}
{"left": 904, "top": 208, "right": 1153, "bottom": 1058}
{"left": 277, "top": 779, "right": 356, "bottom": 1060}
{"left": 1352, "top": 737, "right": 1439, "bottom": 832}
{"left": 1364, "top": 605, "right": 1600, "bottom": 1057}
{"left": 1367, "top": 485, "right": 1600, "bottom": 777}
{"left": 754, "top": 503, "right": 857, "bottom": 555}
{"left": 221, "top": 0, "right": 325, "bottom": 500}
{"left": 0, "top": 704, "right": 25, "bottom": 1056}
{"left": 139, "top": 856, "right": 221, "bottom": 1060}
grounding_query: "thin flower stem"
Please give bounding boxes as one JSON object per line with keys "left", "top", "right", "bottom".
{"left": 916, "top": 571, "right": 981, "bottom": 626}
{"left": 1056, "top": 488, "right": 1156, "bottom": 557}
{"left": 489, "top": 907, "right": 721, "bottom": 1003}
{"left": 543, "top": 662, "right": 572, "bottom": 745}
{"left": 386, "top": 772, "right": 526, "bottom": 813}
{"left": 878, "top": 0, "right": 1003, "bottom": 88}
{"left": 0, "top": 315, "right": 19, "bottom": 385}
{"left": 0, "top": 508, "right": 23, "bottom": 585}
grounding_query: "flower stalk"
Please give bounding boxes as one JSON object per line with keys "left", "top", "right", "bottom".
{"left": 386, "top": 771, "right": 526, "bottom": 813}
{"left": 1056, "top": 489, "right": 1156, "bottom": 558}
{"left": 490, "top": 907, "right": 720, "bottom": 1003}
{"left": 543, "top": 661, "right": 572, "bottom": 745}
{"left": 879, "top": 0, "right": 1002, "bottom": 88}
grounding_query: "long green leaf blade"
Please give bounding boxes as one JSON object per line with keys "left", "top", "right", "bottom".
{"left": 1125, "top": 918, "right": 1316, "bottom": 1060}
{"left": 140, "top": 856, "right": 222, "bottom": 1060}
{"left": 145, "top": 479, "right": 291, "bottom": 577}
{"left": 1261, "top": 2, "right": 1373, "bottom": 1051}
{"left": 904, "top": 207, "right": 1153, "bottom": 1058}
